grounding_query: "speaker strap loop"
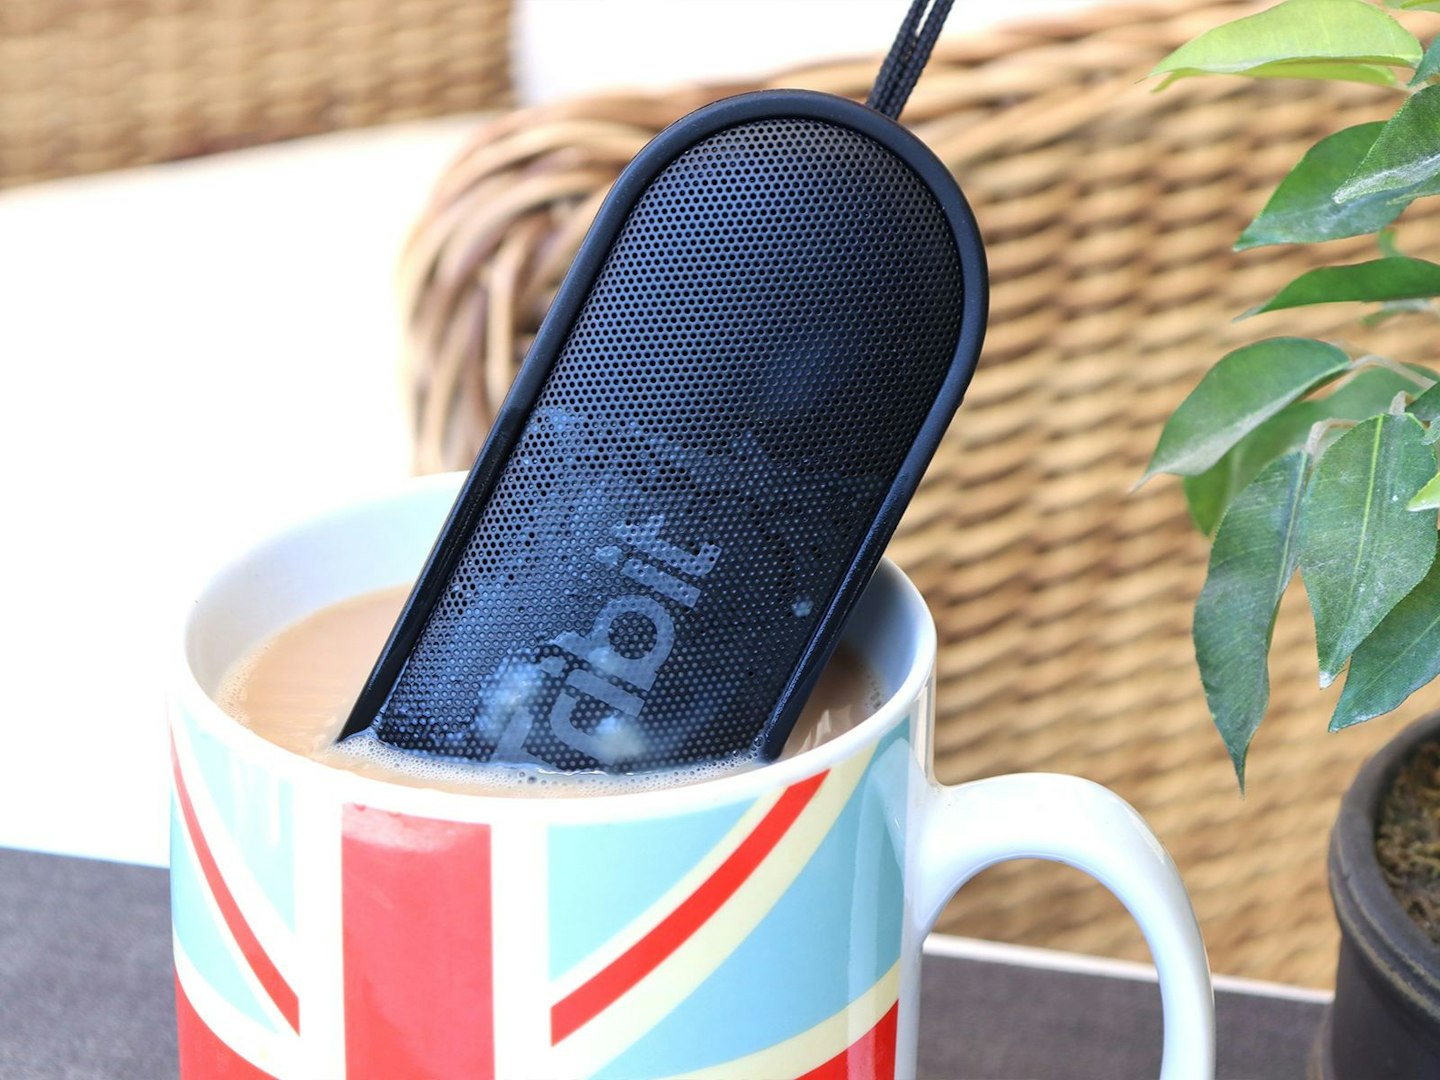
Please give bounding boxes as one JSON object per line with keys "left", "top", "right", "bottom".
{"left": 866, "top": 0, "right": 956, "bottom": 120}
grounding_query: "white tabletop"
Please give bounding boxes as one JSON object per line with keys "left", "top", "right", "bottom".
{"left": 0, "top": 118, "right": 482, "bottom": 866}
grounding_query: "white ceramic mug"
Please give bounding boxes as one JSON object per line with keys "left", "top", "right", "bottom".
{"left": 170, "top": 473, "right": 1214, "bottom": 1079}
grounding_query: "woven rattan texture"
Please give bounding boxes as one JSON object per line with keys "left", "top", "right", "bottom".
{"left": 0, "top": 0, "right": 512, "bottom": 187}
{"left": 399, "top": 0, "right": 1440, "bottom": 988}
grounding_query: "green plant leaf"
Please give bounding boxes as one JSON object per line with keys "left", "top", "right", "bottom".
{"left": 1402, "top": 1, "right": 1440, "bottom": 14}
{"left": 1410, "top": 471, "right": 1440, "bottom": 508}
{"left": 1412, "top": 37, "right": 1440, "bottom": 83}
{"left": 1237, "top": 124, "right": 1405, "bottom": 249}
{"left": 1186, "top": 365, "right": 1421, "bottom": 534}
{"left": 1194, "top": 451, "right": 1309, "bottom": 785}
{"left": 1300, "top": 413, "right": 1437, "bottom": 686}
{"left": 1186, "top": 430, "right": 1300, "bottom": 538}
{"left": 1409, "top": 381, "right": 1440, "bottom": 421}
{"left": 1362, "top": 298, "right": 1439, "bottom": 326}
{"left": 1413, "top": 382, "right": 1440, "bottom": 442}
{"left": 1335, "top": 86, "right": 1440, "bottom": 201}
{"left": 1245, "top": 60, "right": 1402, "bottom": 85}
{"left": 1243, "top": 134, "right": 1440, "bottom": 251}
{"left": 1245, "top": 257, "right": 1440, "bottom": 316}
{"left": 1332, "top": 554, "right": 1440, "bottom": 729}
{"left": 1142, "top": 338, "right": 1351, "bottom": 482}
{"left": 1152, "top": 0, "right": 1422, "bottom": 84}
{"left": 1157, "top": 61, "right": 1401, "bottom": 89}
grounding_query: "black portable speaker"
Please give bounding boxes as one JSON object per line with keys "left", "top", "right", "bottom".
{"left": 338, "top": 80, "right": 987, "bottom": 775}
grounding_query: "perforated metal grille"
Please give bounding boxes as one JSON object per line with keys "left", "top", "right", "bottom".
{"left": 376, "top": 117, "right": 965, "bottom": 772}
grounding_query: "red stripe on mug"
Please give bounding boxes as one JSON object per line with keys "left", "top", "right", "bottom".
{"left": 171, "top": 746, "right": 300, "bottom": 1033}
{"left": 550, "top": 771, "right": 828, "bottom": 1044}
{"left": 341, "top": 805, "right": 495, "bottom": 1080}
{"left": 796, "top": 1001, "right": 898, "bottom": 1080}
{"left": 174, "top": 973, "right": 277, "bottom": 1080}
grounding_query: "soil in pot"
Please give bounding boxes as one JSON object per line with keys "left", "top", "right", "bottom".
{"left": 1376, "top": 741, "right": 1440, "bottom": 945}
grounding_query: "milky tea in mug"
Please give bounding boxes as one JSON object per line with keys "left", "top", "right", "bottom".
{"left": 216, "top": 584, "right": 884, "bottom": 795}
{"left": 171, "top": 477, "right": 1211, "bottom": 1079}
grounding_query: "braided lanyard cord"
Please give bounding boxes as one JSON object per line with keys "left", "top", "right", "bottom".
{"left": 866, "top": 0, "right": 957, "bottom": 120}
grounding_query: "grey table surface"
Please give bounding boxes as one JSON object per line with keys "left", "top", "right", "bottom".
{"left": 0, "top": 846, "right": 1324, "bottom": 1079}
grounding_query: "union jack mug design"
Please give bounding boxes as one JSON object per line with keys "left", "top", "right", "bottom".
{"left": 170, "top": 474, "right": 1215, "bottom": 1079}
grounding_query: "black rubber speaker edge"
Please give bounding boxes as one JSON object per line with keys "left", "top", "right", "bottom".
{"left": 340, "top": 87, "right": 989, "bottom": 758}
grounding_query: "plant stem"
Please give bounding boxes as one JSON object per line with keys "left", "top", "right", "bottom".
{"left": 1306, "top": 418, "right": 1357, "bottom": 459}
{"left": 1349, "top": 354, "right": 1436, "bottom": 391}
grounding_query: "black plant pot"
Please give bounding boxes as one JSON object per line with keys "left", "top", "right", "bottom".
{"left": 1315, "top": 710, "right": 1440, "bottom": 1079}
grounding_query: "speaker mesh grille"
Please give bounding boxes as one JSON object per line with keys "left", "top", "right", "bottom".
{"left": 376, "top": 116, "right": 965, "bottom": 772}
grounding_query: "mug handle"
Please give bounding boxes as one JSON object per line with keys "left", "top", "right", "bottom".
{"left": 912, "top": 772, "right": 1215, "bottom": 1079}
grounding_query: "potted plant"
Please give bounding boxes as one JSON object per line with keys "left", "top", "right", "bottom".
{"left": 1142, "top": 0, "right": 1440, "bottom": 1072}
